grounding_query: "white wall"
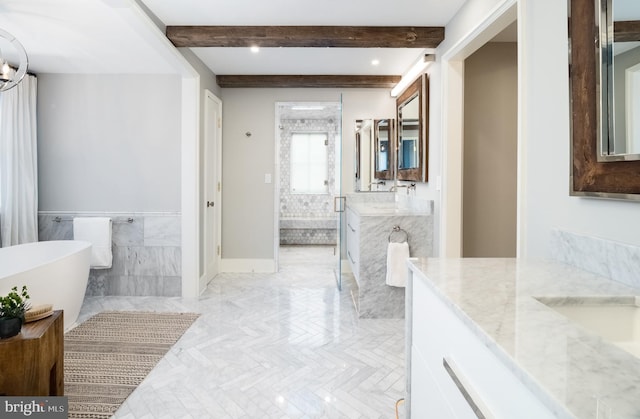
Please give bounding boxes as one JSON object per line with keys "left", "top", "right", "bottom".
{"left": 519, "top": 0, "right": 640, "bottom": 257}
{"left": 220, "top": 88, "right": 395, "bottom": 260}
{"left": 37, "top": 74, "right": 181, "bottom": 212}
{"left": 437, "top": 0, "right": 640, "bottom": 259}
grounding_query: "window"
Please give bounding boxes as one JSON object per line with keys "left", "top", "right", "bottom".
{"left": 290, "top": 133, "right": 328, "bottom": 194}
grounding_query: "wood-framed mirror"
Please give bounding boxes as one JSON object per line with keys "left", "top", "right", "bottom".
{"left": 354, "top": 118, "right": 395, "bottom": 191}
{"left": 396, "top": 74, "right": 428, "bottom": 182}
{"left": 570, "top": 0, "right": 640, "bottom": 199}
{"left": 374, "top": 119, "right": 394, "bottom": 180}
{"left": 354, "top": 119, "right": 369, "bottom": 191}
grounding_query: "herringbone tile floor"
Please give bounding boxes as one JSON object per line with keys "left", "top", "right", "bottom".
{"left": 77, "top": 246, "right": 406, "bottom": 419}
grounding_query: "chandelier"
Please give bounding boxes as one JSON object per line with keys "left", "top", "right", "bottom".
{"left": 0, "top": 28, "right": 28, "bottom": 92}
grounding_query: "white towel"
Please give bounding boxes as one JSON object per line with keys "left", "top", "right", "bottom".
{"left": 73, "top": 217, "right": 112, "bottom": 269}
{"left": 386, "top": 241, "right": 410, "bottom": 287}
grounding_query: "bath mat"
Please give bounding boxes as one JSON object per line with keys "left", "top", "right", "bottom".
{"left": 64, "top": 311, "right": 200, "bottom": 418}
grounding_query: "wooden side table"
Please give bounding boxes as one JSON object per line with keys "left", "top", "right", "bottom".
{"left": 0, "top": 310, "right": 64, "bottom": 396}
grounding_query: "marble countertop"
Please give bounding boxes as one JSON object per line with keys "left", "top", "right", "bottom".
{"left": 347, "top": 201, "right": 431, "bottom": 216}
{"left": 407, "top": 257, "right": 640, "bottom": 419}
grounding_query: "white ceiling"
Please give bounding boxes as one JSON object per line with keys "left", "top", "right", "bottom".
{"left": 0, "top": 0, "right": 468, "bottom": 77}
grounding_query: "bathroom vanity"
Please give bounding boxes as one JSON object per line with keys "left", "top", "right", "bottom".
{"left": 405, "top": 258, "right": 640, "bottom": 418}
{"left": 345, "top": 198, "right": 432, "bottom": 318}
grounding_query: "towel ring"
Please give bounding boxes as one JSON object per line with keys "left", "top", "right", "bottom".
{"left": 388, "top": 225, "right": 408, "bottom": 243}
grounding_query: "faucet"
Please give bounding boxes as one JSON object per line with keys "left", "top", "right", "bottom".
{"left": 391, "top": 183, "right": 416, "bottom": 194}
{"left": 368, "top": 180, "right": 386, "bottom": 191}
{"left": 369, "top": 180, "right": 386, "bottom": 187}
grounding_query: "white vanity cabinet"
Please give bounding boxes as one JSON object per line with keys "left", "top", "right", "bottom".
{"left": 406, "top": 269, "right": 556, "bottom": 419}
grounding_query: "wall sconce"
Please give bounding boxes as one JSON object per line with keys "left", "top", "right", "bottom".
{"left": 0, "top": 28, "right": 28, "bottom": 92}
{"left": 390, "top": 54, "right": 434, "bottom": 98}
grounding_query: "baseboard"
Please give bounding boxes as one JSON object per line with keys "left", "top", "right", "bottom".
{"left": 198, "top": 273, "right": 211, "bottom": 295}
{"left": 220, "top": 258, "right": 276, "bottom": 273}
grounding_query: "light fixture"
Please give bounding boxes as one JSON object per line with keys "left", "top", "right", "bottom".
{"left": 390, "top": 54, "right": 435, "bottom": 98}
{"left": 371, "top": 59, "right": 380, "bottom": 66}
{"left": 250, "top": 45, "right": 260, "bottom": 53}
{"left": 0, "top": 28, "right": 28, "bottom": 92}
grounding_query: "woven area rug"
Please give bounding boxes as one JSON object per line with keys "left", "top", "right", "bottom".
{"left": 64, "top": 311, "right": 200, "bottom": 418}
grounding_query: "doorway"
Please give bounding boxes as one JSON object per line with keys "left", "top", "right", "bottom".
{"left": 462, "top": 30, "right": 518, "bottom": 257}
{"left": 274, "top": 102, "right": 342, "bottom": 281}
{"left": 441, "top": 3, "right": 519, "bottom": 257}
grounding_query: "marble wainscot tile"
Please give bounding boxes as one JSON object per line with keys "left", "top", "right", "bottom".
{"left": 86, "top": 246, "right": 126, "bottom": 297}
{"left": 38, "top": 214, "right": 74, "bottom": 241}
{"left": 144, "top": 215, "right": 181, "bottom": 246}
{"left": 38, "top": 213, "right": 183, "bottom": 298}
{"left": 85, "top": 271, "right": 108, "bottom": 296}
{"left": 550, "top": 229, "right": 640, "bottom": 288}
{"left": 87, "top": 245, "right": 181, "bottom": 297}
{"left": 112, "top": 216, "right": 143, "bottom": 246}
{"left": 107, "top": 275, "right": 181, "bottom": 297}
{"left": 123, "top": 246, "right": 181, "bottom": 276}
{"left": 107, "top": 246, "right": 127, "bottom": 275}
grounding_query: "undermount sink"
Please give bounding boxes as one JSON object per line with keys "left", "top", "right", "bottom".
{"left": 537, "top": 296, "right": 640, "bottom": 358}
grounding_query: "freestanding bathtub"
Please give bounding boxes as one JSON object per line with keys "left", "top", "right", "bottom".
{"left": 0, "top": 240, "right": 92, "bottom": 331}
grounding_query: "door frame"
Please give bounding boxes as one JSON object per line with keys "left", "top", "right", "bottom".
{"left": 201, "top": 89, "right": 223, "bottom": 292}
{"left": 440, "top": 0, "right": 520, "bottom": 257}
{"left": 273, "top": 101, "right": 343, "bottom": 272}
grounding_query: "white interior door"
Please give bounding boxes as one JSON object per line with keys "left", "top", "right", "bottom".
{"left": 203, "top": 90, "right": 222, "bottom": 290}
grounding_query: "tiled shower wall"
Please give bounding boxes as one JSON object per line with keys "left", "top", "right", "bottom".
{"left": 38, "top": 213, "right": 181, "bottom": 297}
{"left": 279, "top": 118, "right": 338, "bottom": 245}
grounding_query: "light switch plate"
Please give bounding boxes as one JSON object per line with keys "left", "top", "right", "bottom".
{"left": 264, "top": 173, "right": 272, "bottom": 184}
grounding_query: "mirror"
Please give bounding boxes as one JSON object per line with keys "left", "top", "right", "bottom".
{"left": 398, "top": 97, "right": 419, "bottom": 170}
{"left": 374, "top": 119, "right": 394, "bottom": 181}
{"left": 354, "top": 119, "right": 395, "bottom": 191}
{"left": 599, "top": 0, "right": 640, "bottom": 160}
{"left": 397, "top": 74, "right": 428, "bottom": 182}
{"left": 570, "top": 0, "right": 640, "bottom": 198}
{"left": 354, "top": 119, "right": 373, "bottom": 191}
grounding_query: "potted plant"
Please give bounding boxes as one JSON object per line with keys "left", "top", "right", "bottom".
{"left": 0, "top": 285, "right": 30, "bottom": 339}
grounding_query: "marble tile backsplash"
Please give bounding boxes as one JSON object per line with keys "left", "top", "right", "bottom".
{"left": 38, "top": 213, "right": 181, "bottom": 297}
{"left": 550, "top": 229, "right": 640, "bottom": 289}
{"left": 347, "top": 192, "right": 395, "bottom": 204}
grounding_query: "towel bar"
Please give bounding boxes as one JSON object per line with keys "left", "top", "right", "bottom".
{"left": 388, "top": 225, "right": 408, "bottom": 243}
{"left": 53, "top": 216, "right": 133, "bottom": 224}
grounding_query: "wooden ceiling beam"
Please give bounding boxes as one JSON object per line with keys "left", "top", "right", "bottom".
{"left": 216, "top": 75, "right": 401, "bottom": 88}
{"left": 167, "top": 26, "right": 444, "bottom": 48}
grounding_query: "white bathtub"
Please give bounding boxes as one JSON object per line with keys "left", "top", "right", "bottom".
{"left": 0, "top": 240, "right": 92, "bottom": 331}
